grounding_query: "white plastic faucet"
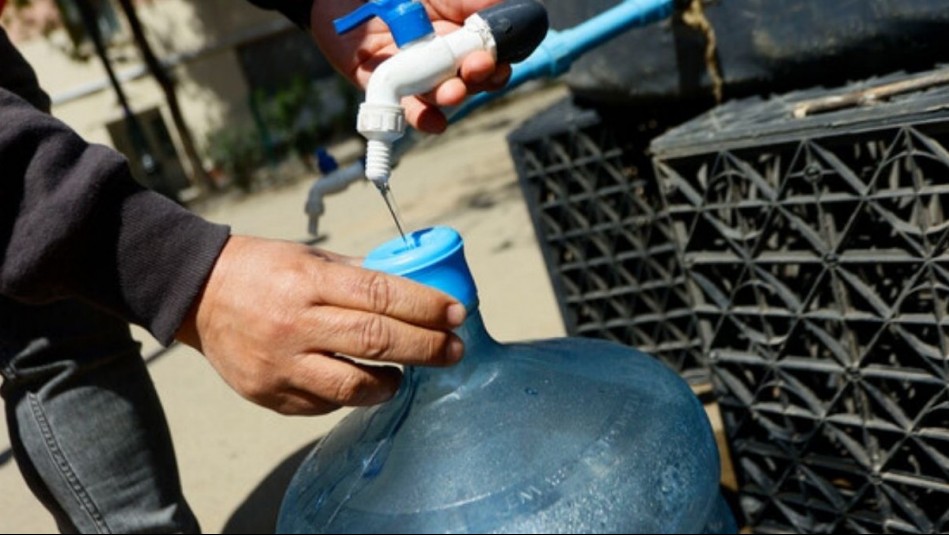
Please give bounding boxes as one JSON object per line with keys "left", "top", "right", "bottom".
{"left": 334, "top": 0, "right": 548, "bottom": 188}
{"left": 358, "top": 19, "right": 495, "bottom": 186}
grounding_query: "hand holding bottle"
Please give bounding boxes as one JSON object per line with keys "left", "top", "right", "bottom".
{"left": 176, "top": 235, "right": 466, "bottom": 415}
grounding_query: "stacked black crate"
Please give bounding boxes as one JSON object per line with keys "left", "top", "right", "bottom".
{"left": 509, "top": 98, "right": 709, "bottom": 382}
{"left": 653, "top": 69, "right": 949, "bottom": 533}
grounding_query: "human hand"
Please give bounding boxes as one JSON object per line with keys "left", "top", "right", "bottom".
{"left": 309, "top": 0, "right": 512, "bottom": 134}
{"left": 176, "top": 235, "right": 466, "bottom": 415}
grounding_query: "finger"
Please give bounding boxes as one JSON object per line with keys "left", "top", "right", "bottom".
{"left": 427, "top": 2, "right": 505, "bottom": 25}
{"left": 417, "top": 54, "right": 508, "bottom": 106}
{"left": 402, "top": 97, "right": 448, "bottom": 134}
{"left": 423, "top": 64, "right": 510, "bottom": 106}
{"left": 461, "top": 64, "right": 514, "bottom": 95}
{"left": 267, "top": 389, "right": 342, "bottom": 416}
{"left": 459, "top": 50, "right": 497, "bottom": 85}
{"left": 308, "top": 261, "right": 466, "bottom": 328}
{"left": 483, "top": 62, "right": 512, "bottom": 92}
{"left": 305, "top": 306, "right": 466, "bottom": 366}
{"left": 463, "top": 82, "right": 508, "bottom": 98}
{"left": 288, "top": 353, "right": 404, "bottom": 407}
{"left": 420, "top": 77, "right": 468, "bottom": 107}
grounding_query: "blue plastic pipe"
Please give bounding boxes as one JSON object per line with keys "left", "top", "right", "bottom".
{"left": 449, "top": 0, "right": 676, "bottom": 122}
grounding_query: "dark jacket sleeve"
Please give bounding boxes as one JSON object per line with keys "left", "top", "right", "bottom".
{"left": 0, "top": 88, "right": 231, "bottom": 345}
{"left": 246, "top": 0, "right": 313, "bottom": 29}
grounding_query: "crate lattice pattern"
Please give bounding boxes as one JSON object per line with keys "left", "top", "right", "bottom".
{"left": 658, "top": 125, "right": 949, "bottom": 533}
{"left": 513, "top": 111, "right": 707, "bottom": 380}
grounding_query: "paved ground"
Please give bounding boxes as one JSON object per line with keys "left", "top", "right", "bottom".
{"left": 0, "top": 85, "right": 571, "bottom": 534}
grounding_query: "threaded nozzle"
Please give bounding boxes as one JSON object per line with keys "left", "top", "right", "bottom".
{"left": 365, "top": 140, "right": 393, "bottom": 185}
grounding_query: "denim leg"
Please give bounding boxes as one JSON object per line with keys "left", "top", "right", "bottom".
{"left": 0, "top": 296, "right": 200, "bottom": 534}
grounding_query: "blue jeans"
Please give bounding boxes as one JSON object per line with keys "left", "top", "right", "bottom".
{"left": 0, "top": 296, "right": 200, "bottom": 533}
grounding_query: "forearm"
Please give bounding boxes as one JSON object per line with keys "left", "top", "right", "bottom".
{"left": 0, "top": 89, "right": 230, "bottom": 345}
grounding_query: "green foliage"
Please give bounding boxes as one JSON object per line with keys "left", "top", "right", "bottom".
{"left": 251, "top": 76, "right": 320, "bottom": 165}
{"left": 207, "top": 75, "right": 360, "bottom": 191}
{"left": 251, "top": 75, "right": 360, "bottom": 168}
{"left": 206, "top": 126, "right": 264, "bottom": 192}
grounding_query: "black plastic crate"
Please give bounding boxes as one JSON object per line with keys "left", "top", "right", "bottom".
{"left": 508, "top": 98, "right": 709, "bottom": 382}
{"left": 652, "top": 68, "right": 949, "bottom": 534}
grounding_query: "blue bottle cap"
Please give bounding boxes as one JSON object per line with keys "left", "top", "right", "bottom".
{"left": 334, "top": 0, "right": 435, "bottom": 49}
{"left": 363, "top": 227, "right": 478, "bottom": 309}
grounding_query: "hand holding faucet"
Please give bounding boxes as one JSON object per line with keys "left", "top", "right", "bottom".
{"left": 311, "top": 0, "right": 515, "bottom": 135}
{"left": 311, "top": 0, "right": 548, "bottom": 186}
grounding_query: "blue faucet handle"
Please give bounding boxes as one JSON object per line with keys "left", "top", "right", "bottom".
{"left": 333, "top": 0, "right": 435, "bottom": 48}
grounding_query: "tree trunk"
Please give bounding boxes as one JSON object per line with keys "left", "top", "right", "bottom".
{"left": 75, "top": 0, "right": 179, "bottom": 200}
{"left": 115, "top": 0, "right": 217, "bottom": 193}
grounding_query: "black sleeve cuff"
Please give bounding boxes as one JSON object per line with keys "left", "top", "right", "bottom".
{"left": 246, "top": 0, "right": 314, "bottom": 29}
{"left": 0, "top": 89, "right": 231, "bottom": 346}
{"left": 109, "top": 187, "right": 232, "bottom": 345}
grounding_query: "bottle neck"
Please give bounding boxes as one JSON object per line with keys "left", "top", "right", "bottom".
{"left": 454, "top": 306, "right": 498, "bottom": 355}
{"left": 362, "top": 227, "right": 479, "bottom": 310}
{"left": 361, "top": 227, "right": 488, "bottom": 380}
{"left": 410, "top": 306, "right": 499, "bottom": 387}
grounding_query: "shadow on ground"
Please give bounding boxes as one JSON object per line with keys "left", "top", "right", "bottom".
{"left": 221, "top": 438, "right": 321, "bottom": 534}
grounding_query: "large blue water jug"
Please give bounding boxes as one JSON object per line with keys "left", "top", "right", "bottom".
{"left": 277, "top": 227, "right": 735, "bottom": 533}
